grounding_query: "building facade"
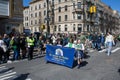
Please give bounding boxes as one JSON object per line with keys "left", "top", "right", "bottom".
{"left": 23, "top": 0, "right": 120, "bottom": 34}
{"left": 0, "top": 0, "right": 23, "bottom": 35}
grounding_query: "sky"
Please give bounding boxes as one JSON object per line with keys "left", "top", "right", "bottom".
{"left": 23, "top": 0, "right": 120, "bottom": 12}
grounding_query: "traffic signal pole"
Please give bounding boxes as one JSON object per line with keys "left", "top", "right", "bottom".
{"left": 46, "top": 0, "right": 50, "bottom": 33}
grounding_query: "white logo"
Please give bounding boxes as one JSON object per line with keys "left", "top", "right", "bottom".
{"left": 55, "top": 49, "right": 63, "bottom": 56}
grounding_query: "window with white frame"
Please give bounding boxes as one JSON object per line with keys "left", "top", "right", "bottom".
{"left": 58, "top": 25, "right": 61, "bottom": 31}
{"left": 65, "top": 25, "right": 67, "bottom": 31}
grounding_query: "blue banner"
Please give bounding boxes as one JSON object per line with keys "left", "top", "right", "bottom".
{"left": 46, "top": 45, "right": 75, "bottom": 68}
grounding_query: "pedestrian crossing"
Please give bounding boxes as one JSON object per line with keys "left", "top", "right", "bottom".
{"left": 0, "top": 65, "right": 18, "bottom": 80}
{"left": 88, "top": 47, "right": 120, "bottom": 53}
{"left": 0, "top": 65, "right": 32, "bottom": 80}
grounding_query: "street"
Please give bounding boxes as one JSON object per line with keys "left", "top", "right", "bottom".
{"left": 0, "top": 43, "right": 120, "bottom": 80}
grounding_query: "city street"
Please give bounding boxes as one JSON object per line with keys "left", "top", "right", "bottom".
{"left": 0, "top": 43, "right": 120, "bottom": 80}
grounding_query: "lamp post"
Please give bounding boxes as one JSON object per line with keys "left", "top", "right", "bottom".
{"left": 46, "top": 0, "right": 50, "bottom": 33}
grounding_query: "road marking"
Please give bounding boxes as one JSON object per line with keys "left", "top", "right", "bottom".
{"left": 5, "top": 70, "right": 13, "bottom": 73}
{"left": 89, "top": 50, "right": 94, "bottom": 52}
{"left": 111, "top": 47, "right": 120, "bottom": 53}
{"left": 0, "top": 75, "right": 14, "bottom": 80}
{"left": 26, "top": 78, "right": 32, "bottom": 80}
{"left": 0, "top": 66, "right": 5, "bottom": 69}
{"left": 99, "top": 49, "right": 106, "bottom": 53}
{"left": 0, "top": 72, "right": 16, "bottom": 78}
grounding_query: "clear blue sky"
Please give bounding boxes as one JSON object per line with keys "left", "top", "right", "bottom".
{"left": 23, "top": 0, "right": 120, "bottom": 12}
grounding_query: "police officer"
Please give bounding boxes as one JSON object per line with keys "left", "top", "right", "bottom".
{"left": 26, "top": 34, "right": 35, "bottom": 60}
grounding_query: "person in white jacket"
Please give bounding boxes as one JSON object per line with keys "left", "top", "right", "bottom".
{"left": 105, "top": 32, "right": 114, "bottom": 56}
{"left": 0, "top": 35, "right": 7, "bottom": 63}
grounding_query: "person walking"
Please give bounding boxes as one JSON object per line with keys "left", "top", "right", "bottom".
{"left": 105, "top": 32, "right": 114, "bottom": 56}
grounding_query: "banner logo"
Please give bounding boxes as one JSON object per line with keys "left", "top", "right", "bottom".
{"left": 55, "top": 49, "right": 63, "bottom": 56}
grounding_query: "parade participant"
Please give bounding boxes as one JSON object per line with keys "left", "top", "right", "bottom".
{"left": 20, "top": 34, "right": 27, "bottom": 59}
{"left": 96, "top": 33, "right": 102, "bottom": 51}
{"left": 3, "top": 34, "right": 10, "bottom": 62}
{"left": 77, "top": 32, "right": 86, "bottom": 44}
{"left": 105, "top": 32, "right": 114, "bottom": 56}
{"left": 10, "top": 36, "right": 20, "bottom": 60}
{"left": 26, "top": 34, "right": 35, "bottom": 60}
{"left": 75, "top": 39, "right": 85, "bottom": 69}
{"left": 57, "top": 40, "right": 62, "bottom": 47}
{"left": 64, "top": 38, "right": 75, "bottom": 48}
{"left": 0, "top": 35, "right": 7, "bottom": 63}
{"left": 37, "top": 35, "right": 44, "bottom": 55}
{"left": 100, "top": 33, "right": 105, "bottom": 49}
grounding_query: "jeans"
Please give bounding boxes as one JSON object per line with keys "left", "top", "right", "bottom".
{"left": 13, "top": 49, "right": 19, "bottom": 60}
{"left": 107, "top": 42, "right": 113, "bottom": 56}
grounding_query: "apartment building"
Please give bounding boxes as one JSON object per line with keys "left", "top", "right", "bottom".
{"left": 23, "top": 0, "right": 120, "bottom": 34}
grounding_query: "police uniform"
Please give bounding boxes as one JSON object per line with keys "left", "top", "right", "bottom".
{"left": 26, "top": 37, "right": 35, "bottom": 60}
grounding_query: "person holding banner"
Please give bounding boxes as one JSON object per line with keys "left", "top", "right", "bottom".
{"left": 76, "top": 39, "right": 85, "bottom": 69}
{"left": 64, "top": 38, "right": 75, "bottom": 48}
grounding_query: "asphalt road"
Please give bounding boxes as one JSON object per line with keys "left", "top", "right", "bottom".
{"left": 0, "top": 43, "right": 120, "bottom": 80}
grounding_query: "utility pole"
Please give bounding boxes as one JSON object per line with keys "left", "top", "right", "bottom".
{"left": 46, "top": 0, "right": 50, "bottom": 33}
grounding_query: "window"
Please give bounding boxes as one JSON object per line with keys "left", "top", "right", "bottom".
{"left": 87, "top": 25, "right": 90, "bottom": 31}
{"left": 35, "top": 20, "right": 37, "bottom": 24}
{"left": 39, "top": 19, "right": 41, "bottom": 23}
{"left": 73, "top": 24, "right": 76, "bottom": 31}
{"left": 44, "top": 10, "right": 46, "bottom": 15}
{"left": 65, "top": 15, "right": 68, "bottom": 21}
{"left": 77, "top": 12, "right": 81, "bottom": 19}
{"left": 77, "top": 2, "right": 81, "bottom": 9}
{"left": 54, "top": 26, "right": 57, "bottom": 31}
{"left": 65, "top": 5, "right": 67, "bottom": 11}
{"left": 27, "top": 23, "right": 28, "bottom": 26}
{"left": 39, "top": 12, "right": 41, "bottom": 16}
{"left": 44, "top": 3, "right": 46, "bottom": 8}
{"left": 65, "top": 0, "right": 67, "bottom": 2}
{"left": 35, "top": 6, "right": 37, "bottom": 10}
{"left": 39, "top": 4, "right": 41, "bottom": 9}
{"left": 31, "top": 14, "right": 33, "bottom": 18}
{"left": 73, "top": 3, "right": 75, "bottom": 8}
{"left": 65, "top": 25, "right": 67, "bottom": 31}
{"left": 31, "top": 7, "right": 33, "bottom": 11}
{"left": 31, "top": 20, "right": 33, "bottom": 25}
{"left": 78, "top": 24, "right": 82, "bottom": 33}
{"left": 59, "top": 0, "right": 61, "bottom": 3}
{"left": 58, "top": 25, "right": 61, "bottom": 31}
{"left": 35, "top": 13, "right": 37, "bottom": 17}
{"left": 58, "top": 16, "right": 61, "bottom": 22}
{"left": 26, "top": 17, "right": 28, "bottom": 20}
{"left": 73, "top": 13, "right": 75, "bottom": 19}
{"left": 58, "top": 7, "right": 61, "bottom": 12}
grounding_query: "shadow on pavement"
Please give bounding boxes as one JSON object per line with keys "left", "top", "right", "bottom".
{"left": 118, "top": 69, "right": 120, "bottom": 74}
{"left": 73, "top": 60, "right": 88, "bottom": 68}
{"left": 81, "top": 61, "right": 88, "bottom": 67}
{"left": 84, "top": 54, "right": 90, "bottom": 59}
{"left": 13, "top": 73, "right": 30, "bottom": 80}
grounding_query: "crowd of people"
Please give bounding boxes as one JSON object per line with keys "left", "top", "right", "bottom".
{"left": 0, "top": 32, "right": 119, "bottom": 68}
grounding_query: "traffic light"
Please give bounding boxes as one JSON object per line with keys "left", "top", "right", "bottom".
{"left": 90, "top": 6, "right": 93, "bottom": 13}
{"left": 90, "top": 6, "right": 96, "bottom": 13}
{"left": 93, "top": 6, "right": 96, "bottom": 13}
{"left": 42, "top": 24, "right": 45, "bottom": 29}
